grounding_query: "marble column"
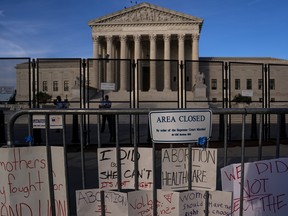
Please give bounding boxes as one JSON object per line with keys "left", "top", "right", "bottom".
{"left": 106, "top": 35, "right": 113, "bottom": 83}
{"left": 92, "top": 35, "right": 99, "bottom": 89}
{"left": 120, "top": 35, "right": 127, "bottom": 91}
{"left": 134, "top": 34, "right": 141, "bottom": 92}
{"left": 192, "top": 33, "right": 200, "bottom": 87}
{"left": 178, "top": 34, "right": 185, "bottom": 62}
{"left": 164, "top": 34, "right": 171, "bottom": 91}
{"left": 178, "top": 34, "right": 185, "bottom": 107}
{"left": 149, "top": 34, "right": 157, "bottom": 91}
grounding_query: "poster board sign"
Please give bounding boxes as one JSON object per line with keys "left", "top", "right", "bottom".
{"left": 0, "top": 146, "right": 67, "bottom": 215}
{"left": 33, "top": 115, "right": 63, "bottom": 129}
{"left": 76, "top": 189, "right": 128, "bottom": 216}
{"left": 162, "top": 147, "right": 217, "bottom": 191}
{"left": 98, "top": 147, "right": 153, "bottom": 190}
{"left": 221, "top": 158, "right": 288, "bottom": 216}
{"left": 100, "top": 82, "right": 115, "bottom": 90}
{"left": 149, "top": 109, "right": 212, "bottom": 143}
{"left": 241, "top": 90, "right": 253, "bottom": 97}
{"left": 128, "top": 190, "right": 179, "bottom": 216}
{"left": 179, "top": 190, "right": 232, "bottom": 216}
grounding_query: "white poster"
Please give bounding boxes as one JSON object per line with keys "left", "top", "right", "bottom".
{"left": 98, "top": 147, "right": 153, "bottom": 190}
{"left": 221, "top": 158, "right": 288, "bottom": 216}
{"left": 33, "top": 115, "right": 63, "bottom": 129}
{"left": 76, "top": 189, "right": 128, "bottom": 216}
{"left": 128, "top": 190, "right": 179, "bottom": 216}
{"left": 179, "top": 190, "right": 232, "bottom": 216}
{"left": 162, "top": 147, "right": 217, "bottom": 191}
{"left": 149, "top": 110, "right": 212, "bottom": 143}
{"left": 0, "top": 146, "right": 68, "bottom": 215}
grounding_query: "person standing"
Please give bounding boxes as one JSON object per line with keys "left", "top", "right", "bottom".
{"left": 99, "top": 95, "right": 112, "bottom": 132}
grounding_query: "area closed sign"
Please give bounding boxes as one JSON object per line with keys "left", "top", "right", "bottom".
{"left": 149, "top": 110, "right": 212, "bottom": 143}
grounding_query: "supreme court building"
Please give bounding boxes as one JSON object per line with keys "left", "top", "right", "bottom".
{"left": 15, "top": 2, "right": 288, "bottom": 108}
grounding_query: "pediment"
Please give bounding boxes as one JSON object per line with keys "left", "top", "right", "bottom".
{"left": 88, "top": 2, "right": 203, "bottom": 26}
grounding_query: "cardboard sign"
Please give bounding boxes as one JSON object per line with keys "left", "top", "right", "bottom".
{"left": 162, "top": 147, "right": 217, "bottom": 191}
{"left": 98, "top": 147, "right": 153, "bottom": 190}
{"left": 179, "top": 190, "right": 232, "bottom": 216}
{"left": 0, "top": 146, "right": 68, "bottom": 215}
{"left": 76, "top": 189, "right": 128, "bottom": 216}
{"left": 149, "top": 110, "right": 212, "bottom": 143}
{"left": 33, "top": 115, "right": 63, "bottom": 129}
{"left": 128, "top": 190, "right": 179, "bottom": 216}
{"left": 221, "top": 158, "right": 288, "bottom": 216}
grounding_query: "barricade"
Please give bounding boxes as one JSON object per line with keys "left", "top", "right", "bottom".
{"left": 2, "top": 108, "right": 288, "bottom": 216}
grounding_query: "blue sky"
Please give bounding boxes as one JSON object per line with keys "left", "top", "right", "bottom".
{"left": 0, "top": 0, "right": 288, "bottom": 59}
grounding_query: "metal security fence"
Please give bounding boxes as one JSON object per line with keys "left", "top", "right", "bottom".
{"left": 3, "top": 108, "right": 288, "bottom": 215}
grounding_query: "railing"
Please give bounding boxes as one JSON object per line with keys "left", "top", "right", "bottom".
{"left": 4, "top": 108, "right": 288, "bottom": 216}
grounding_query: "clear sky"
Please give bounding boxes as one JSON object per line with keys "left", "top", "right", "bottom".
{"left": 1, "top": 0, "right": 288, "bottom": 60}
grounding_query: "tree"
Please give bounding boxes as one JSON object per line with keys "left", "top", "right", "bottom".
{"left": 232, "top": 93, "right": 251, "bottom": 104}
{"left": 36, "top": 92, "right": 52, "bottom": 104}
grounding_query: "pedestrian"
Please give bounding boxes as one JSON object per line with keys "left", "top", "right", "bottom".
{"left": 99, "top": 95, "right": 115, "bottom": 141}
{"left": 54, "top": 95, "right": 68, "bottom": 109}
{"left": 53, "top": 95, "right": 66, "bottom": 133}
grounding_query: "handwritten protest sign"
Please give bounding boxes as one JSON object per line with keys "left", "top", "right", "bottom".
{"left": 128, "top": 190, "right": 179, "bottom": 216}
{"left": 0, "top": 146, "right": 67, "bottom": 216}
{"left": 162, "top": 147, "right": 217, "bottom": 191}
{"left": 179, "top": 190, "right": 232, "bottom": 216}
{"left": 98, "top": 147, "right": 153, "bottom": 190}
{"left": 76, "top": 189, "right": 128, "bottom": 216}
{"left": 149, "top": 110, "right": 212, "bottom": 143}
{"left": 221, "top": 158, "right": 288, "bottom": 216}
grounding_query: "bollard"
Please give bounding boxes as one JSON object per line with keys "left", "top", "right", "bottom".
{"left": 250, "top": 114, "right": 257, "bottom": 139}
{"left": 0, "top": 110, "right": 6, "bottom": 144}
{"left": 72, "top": 114, "right": 80, "bottom": 143}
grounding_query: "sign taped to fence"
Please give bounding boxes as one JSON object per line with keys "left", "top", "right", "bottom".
{"left": 76, "top": 189, "right": 128, "bottom": 216}
{"left": 149, "top": 109, "right": 212, "bottom": 143}
{"left": 162, "top": 147, "right": 217, "bottom": 191}
{"left": 98, "top": 147, "right": 153, "bottom": 190}
{"left": 179, "top": 190, "right": 232, "bottom": 216}
{"left": 221, "top": 157, "right": 288, "bottom": 216}
{"left": 0, "top": 146, "right": 68, "bottom": 215}
{"left": 33, "top": 114, "right": 63, "bottom": 129}
{"left": 128, "top": 190, "right": 179, "bottom": 216}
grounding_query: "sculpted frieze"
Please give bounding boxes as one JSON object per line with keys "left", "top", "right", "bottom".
{"left": 100, "top": 7, "right": 196, "bottom": 23}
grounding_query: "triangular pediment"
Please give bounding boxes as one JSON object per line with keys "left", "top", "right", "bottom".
{"left": 88, "top": 2, "right": 203, "bottom": 26}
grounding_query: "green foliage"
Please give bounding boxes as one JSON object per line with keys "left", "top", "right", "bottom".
{"left": 36, "top": 92, "right": 52, "bottom": 104}
{"left": 8, "top": 90, "right": 16, "bottom": 104}
{"left": 232, "top": 93, "right": 251, "bottom": 104}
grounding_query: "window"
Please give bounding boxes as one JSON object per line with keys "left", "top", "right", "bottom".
{"left": 64, "top": 81, "right": 69, "bottom": 91}
{"left": 258, "top": 79, "right": 262, "bottom": 90}
{"left": 269, "top": 79, "right": 275, "bottom": 90}
{"left": 211, "top": 79, "right": 217, "bottom": 90}
{"left": 53, "top": 81, "right": 58, "bottom": 91}
{"left": 42, "top": 81, "right": 48, "bottom": 92}
{"left": 212, "top": 98, "right": 217, "bottom": 102}
{"left": 246, "top": 79, "right": 252, "bottom": 90}
{"left": 235, "top": 79, "right": 240, "bottom": 90}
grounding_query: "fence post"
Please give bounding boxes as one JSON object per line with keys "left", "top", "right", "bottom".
{"left": 0, "top": 110, "right": 6, "bottom": 144}
{"left": 280, "top": 113, "right": 287, "bottom": 139}
{"left": 250, "top": 114, "right": 257, "bottom": 139}
{"left": 72, "top": 114, "right": 80, "bottom": 143}
{"left": 218, "top": 114, "right": 224, "bottom": 140}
